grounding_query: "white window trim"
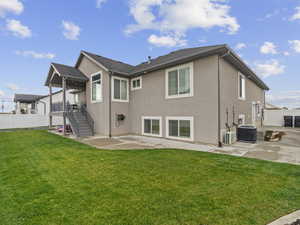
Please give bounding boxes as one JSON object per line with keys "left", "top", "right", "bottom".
{"left": 112, "top": 76, "right": 129, "bottom": 103}
{"left": 142, "top": 116, "right": 162, "bottom": 137}
{"left": 238, "top": 114, "right": 246, "bottom": 125}
{"left": 238, "top": 72, "right": 246, "bottom": 101}
{"left": 166, "top": 116, "right": 194, "bottom": 141}
{"left": 90, "top": 71, "right": 103, "bottom": 103}
{"left": 165, "top": 62, "right": 194, "bottom": 99}
{"left": 131, "top": 76, "right": 142, "bottom": 91}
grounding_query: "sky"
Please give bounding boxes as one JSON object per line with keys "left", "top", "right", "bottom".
{"left": 1, "top": 0, "right": 300, "bottom": 111}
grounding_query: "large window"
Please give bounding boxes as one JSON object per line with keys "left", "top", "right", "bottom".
{"left": 238, "top": 73, "right": 246, "bottom": 100}
{"left": 166, "top": 63, "right": 193, "bottom": 99}
{"left": 91, "top": 72, "right": 102, "bottom": 102}
{"left": 112, "top": 76, "right": 129, "bottom": 102}
{"left": 131, "top": 77, "right": 142, "bottom": 90}
{"left": 142, "top": 117, "right": 162, "bottom": 137}
{"left": 166, "top": 117, "right": 194, "bottom": 141}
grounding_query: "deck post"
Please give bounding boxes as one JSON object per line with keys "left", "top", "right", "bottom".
{"left": 62, "top": 77, "right": 67, "bottom": 136}
{"left": 49, "top": 84, "right": 53, "bottom": 128}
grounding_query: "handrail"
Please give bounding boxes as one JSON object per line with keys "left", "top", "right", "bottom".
{"left": 80, "top": 104, "right": 94, "bottom": 135}
{"left": 66, "top": 102, "right": 80, "bottom": 137}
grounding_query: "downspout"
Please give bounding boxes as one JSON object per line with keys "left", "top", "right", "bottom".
{"left": 217, "top": 55, "right": 222, "bottom": 147}
{"left": 108, "top": 71, "right": 112, "bottom": 138}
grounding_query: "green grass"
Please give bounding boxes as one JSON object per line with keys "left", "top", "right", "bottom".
{"left": 0, "top": 130, "right": 299, "bottom": 225}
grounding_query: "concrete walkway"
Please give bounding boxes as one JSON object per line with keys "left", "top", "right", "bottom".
{"left": 267, "top": 210, "right": 300, "bottom": 225}
{"left": 80, "top": 128, "right": 300, "bottom": 165}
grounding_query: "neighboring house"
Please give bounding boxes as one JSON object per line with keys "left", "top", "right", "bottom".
{"left": 14, "top": 91, "right": 75, "bottom": 115}
{"left": 14, "top": 94, "right": 45, "bottom": 114}
{"left": 265, "top": 103, "right": 282, "bottom": 110}
{"left": 44, "top": 44, "right": 269, "bottom": 145}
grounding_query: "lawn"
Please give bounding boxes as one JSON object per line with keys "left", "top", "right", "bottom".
{"left": 0, "top": 130, "right": 299, "bottom": 225}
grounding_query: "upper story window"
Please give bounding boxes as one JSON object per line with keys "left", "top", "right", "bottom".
{"left": 131, "top": 77, "right": 142, "bottom": 90}
{"left": 91, "top": 72, "right": 102, "bottom": 103}
{"left": 238, "top": 73, "right": 246, "bottom": 100}
{"left": 112, "top": 76, "right": 129, "bottom": 102}
{"left": 165, "top": 63, "right": 194, "bottom": 99}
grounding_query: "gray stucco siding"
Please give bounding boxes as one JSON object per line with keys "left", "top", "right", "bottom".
{"left": 220, "top": 57, "right": 265, "bottom": 130}
{"left": 129, "top": 55, "right": 219, "bottom": 144}
{"left": 77, "top": 56, "right": 110, "bottom": 135}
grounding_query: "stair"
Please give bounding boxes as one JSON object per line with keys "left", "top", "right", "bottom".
{"left": 71, "top": 112, "right": 94, "bottom": 137}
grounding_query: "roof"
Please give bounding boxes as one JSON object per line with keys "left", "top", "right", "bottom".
{"left": 81, "top": 51, "right": 134, "bottom": 75}
{"left": 52, "top": 63, "right": 88, "bottom": 81}
{"left": 14, "top": 94, "right": 45, "bottom": 103}
{"left": 80, "top": 44, "right": 269, "bottom": 90}
{"left": 45, "top": 44, "right": 269, "bottom": 90}
{"left": 131, "top": 45, "right": 225, "bottom": 74}
{"left": 265, "top": 103, "right": 282, "bottom": 110}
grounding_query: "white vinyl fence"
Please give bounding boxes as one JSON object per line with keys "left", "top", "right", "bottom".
{"left": 0, "top": 114, "right": 63, "bottom": 129}
{"left": 264, "top": 109, "right": 300, "bottom": 127}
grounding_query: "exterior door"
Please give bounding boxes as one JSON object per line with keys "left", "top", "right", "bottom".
{"left": 252, "top": 102, "right": 256, "bottom": 125}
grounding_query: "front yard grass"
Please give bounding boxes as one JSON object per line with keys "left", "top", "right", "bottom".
{"left": 0, "top": 130, "right": 299, "bottom": 225}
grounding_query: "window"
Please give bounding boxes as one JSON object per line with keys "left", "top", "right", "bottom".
{"left": 166, "top": 117, "right": 194, "bottom": 141}
{"left": 142, "top": 117, "right": 162, "bottom": 137}
{"left": 166, "top": 63, "right": 193, "bottom": 99}
{"left": 91, "top": 72, "right": 102, "bottom": 102}
{"left": 131, "top": 77, "right": 142, "bottom": 90}
{"left": 112, "top": 76, "right": 129, "bottom": 102}
{"left": 238, "top": 73, "right": 246, "bottom": 100}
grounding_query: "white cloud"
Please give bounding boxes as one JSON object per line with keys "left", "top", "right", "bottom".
{"left": 6, "top": 83, "right": 20, "bottom": 91}
{"left": 0, "top": 90, "right": 4, "bottom": 97}
{"left": 258, "top": 9, "right": 280, "bottom": 21}
{"left": 15, "top": 50, "right": 56, "bottom": 59}
{"left": 96, "top": 0, "right": 107, "bottom": 8}
{"left": 62, "top": 21, "right": 80, "bottom": 40}
{"left": 198, "top": 39, "right": 207, "bottom": 43}
{"left": 148, "top": 34, "right": 187, "bottom": 47}
{"left": 6, "top": 19, "right": 31, "bottom": 38}
{"left": 0, "top": 0, "right": 23, "bottom": 17}
{"left": 283, "top": 51, "right": 290, "bottom": 56}
{"left": 126, "top": 0, "right": 239, "bottom": 36}
{"left": 235, "top": 42, "right": 246, "bottom": 50}
{"left": 255, "top": 59, "right": 285, "bottom": 78}
{"left": 260, "top": 41, "right": 277, "bottom": 54}
{"left": 290, "top": 6, "right": 300, "bottom": 21}
{"left": 289, "top": 40, "right": 300, "bottom": 53}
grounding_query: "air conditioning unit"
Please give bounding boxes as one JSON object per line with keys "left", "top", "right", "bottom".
{"left": 223, "top": 131, "right": 237, "bottom": 145}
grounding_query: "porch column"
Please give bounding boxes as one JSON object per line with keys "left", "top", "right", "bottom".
{"left": 62, "top": 77, "right": 67, "bottom": 136}
{"left": 49, "top": 84, "right": 53, "bottom": 128}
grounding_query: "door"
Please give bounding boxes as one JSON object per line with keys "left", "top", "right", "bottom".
{"left": 252, "top": 102, "right": 256, "bottom": 125}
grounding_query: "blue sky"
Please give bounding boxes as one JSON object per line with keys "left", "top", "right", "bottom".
{"left": 1, "top": 0, "right": 300, "bottom": 111}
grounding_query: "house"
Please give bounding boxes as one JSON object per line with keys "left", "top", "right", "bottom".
{"left": 44, "top": 44, "right": 269, "bottom": 146}
{"left": 14, "top": 91, "right": 75, "bottom": 115}
{"left": 265, "top": 103, "right": 282, "bottom": 110}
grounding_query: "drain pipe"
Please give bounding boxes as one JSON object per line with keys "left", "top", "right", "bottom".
{"left": 217, "top": 50, "right": 231, "bottom": 147}
{"left": 217, "top": 55, "right": 222, "bottom": 147}
{"left": 108, "top": 71, "right": 112, "bottom": 138}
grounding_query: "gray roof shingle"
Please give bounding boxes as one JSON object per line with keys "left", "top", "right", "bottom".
{"left": 82, "top": 51, "right": 134, "bottom": 75}
{"left": 14, "top": 94, "right": 45, "bottom": 103}
{"left": 52, "top": 63, "right": 88, "bottom": 81}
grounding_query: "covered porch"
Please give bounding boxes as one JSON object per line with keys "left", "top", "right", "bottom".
{"left": 45, "top": 63, "right": 92, "bottom": 136}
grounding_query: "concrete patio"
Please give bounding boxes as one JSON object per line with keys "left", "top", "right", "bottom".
{"left": 78, "top": 127, "right": 300, "bottom": 165}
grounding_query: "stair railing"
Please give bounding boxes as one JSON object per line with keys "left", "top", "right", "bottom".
{"left": 80, "top": 104, "right": 94, "bottom": 135}
{"left": 66, "top": 102, "right": 80, "bottom": 137}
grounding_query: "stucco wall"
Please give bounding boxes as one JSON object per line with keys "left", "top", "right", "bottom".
{"left": 77, "top": 56, "right": 110, "bottom": 135}
{"left": 129, "top": 55, "right": 219, "bottom": 144}
{"left": 220, "top": 58, "right": 265, "bottom": 131}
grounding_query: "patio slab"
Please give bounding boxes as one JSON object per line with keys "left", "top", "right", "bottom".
{"left": 75, "top": 127, "right": 300, "bottom": 165}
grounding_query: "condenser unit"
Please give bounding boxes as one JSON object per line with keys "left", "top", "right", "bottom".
{"left": 223, "top": 131, "right": 237, "bottom": 145}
